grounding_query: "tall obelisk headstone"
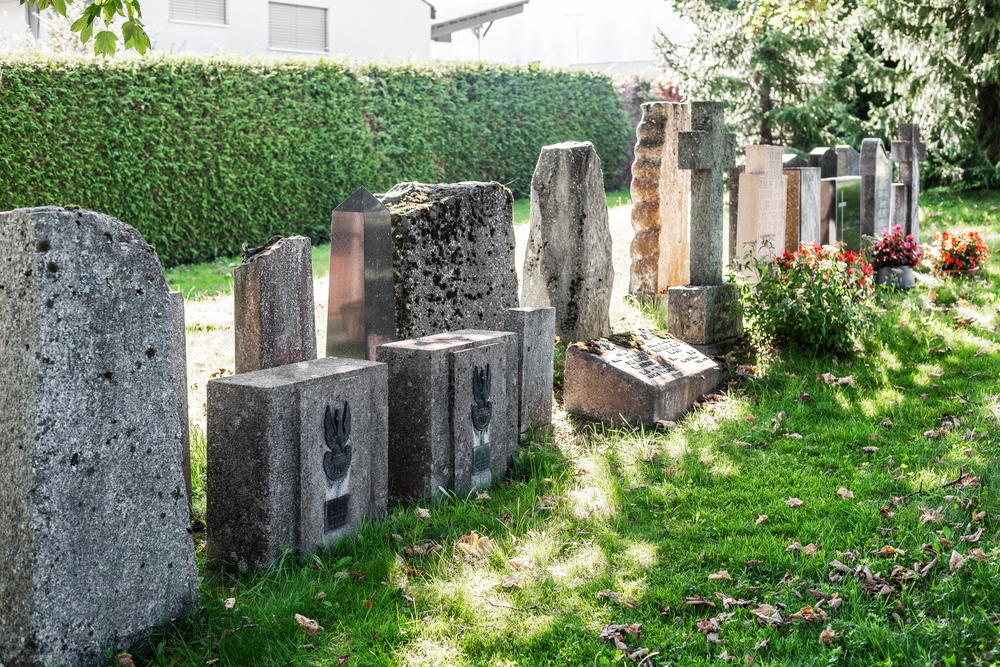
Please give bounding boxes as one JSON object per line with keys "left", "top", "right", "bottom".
{"left": 891, "top": 123, "right": 927, "bottom": 243}
{"left": 522, "top": 141, "right": 614, "bottom": 341}
{"left": 735, "top": 145, "right": 788, "bottom": 266}
{"left": 0, "top": 207, "right": 198, "bottom": 667}
{"left": 234, "top": 235, "right": 317, "bottom": 374}
{"left": 860, "top": 138, "right": 893, "bottom": 238}
{"left": 629, "top": 102, "right": 692, "bottom": 299}
{"left": 666, "top": 101, "right": 742, "bottom": 352}
{"left": 326, "top": 187, "right": 396, "bottom": 361}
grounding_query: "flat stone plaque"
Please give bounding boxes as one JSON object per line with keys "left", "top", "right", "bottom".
{"left": 564, "top": 331, "right": 723, "bottom": 425}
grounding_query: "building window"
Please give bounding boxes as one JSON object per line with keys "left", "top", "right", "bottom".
{"left": 170, "top": 0, "right": 227, "bottom": 25}
{"left": 269, "top": 3, "right": 328, "bottom": 52}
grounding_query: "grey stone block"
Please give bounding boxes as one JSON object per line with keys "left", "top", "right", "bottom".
{"left": 379, "top": 182, "right": 519, "bottom": 340}
{"left": 234, "top": 235, "right": 317, "bottom": 374}
{"left": 0, "top": 207, "right": 198, "bottom": 667}
{"left": 861, "top": 138, "right": 893, "bottom": 238}
{"left": 666, "top": 284, "right": 743, "bottom": 347}
{"left": 564, "top": 331, "right": 723, "bottom": 425}
{"left": 377, "top": 330, "right": 517, "bottom": 498}
{"left": 170, "top": 291, "right": 193, "bottom": 512}
{"left": 207, "top": 357, "right": 388, "bottom": 571}
{"left": 522, "top": 141, "right": 614, "bottom": 341}
{"left": 503, "top": 307, "right": 555, "bottom": 437}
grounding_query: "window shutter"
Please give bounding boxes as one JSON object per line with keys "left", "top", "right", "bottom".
{"left": 269, "top": 3, "right": 328, "bottom": 52}
{"left": 170, "top": 0, "right": 227, "bottom": 25}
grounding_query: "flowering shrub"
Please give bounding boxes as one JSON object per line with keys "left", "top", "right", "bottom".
{"left": 927, "top": 231, "right": 989, "bottom": 272}
{"left": 737, "top": 244, "right": 876, "bottom": 356}
{"left": 870, "top": 225, "right": 922, "bottom": 268}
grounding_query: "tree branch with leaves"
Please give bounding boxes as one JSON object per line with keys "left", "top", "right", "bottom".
{"left": 21, "top": 0, "right": 149, "bottom": 56}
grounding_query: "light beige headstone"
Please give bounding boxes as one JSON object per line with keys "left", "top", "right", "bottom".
{"left": 735, "top": 145, "right": 787, "bottom": 275}
{"left": 629, "top": 102, "right": 691, "bottom": 300}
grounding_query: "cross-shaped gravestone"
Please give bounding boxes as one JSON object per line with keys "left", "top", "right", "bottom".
{"left": 678, "top": 101, "right": 737, "bottom": 286}
{"left": 891, "top": 123, "right": 927, "bottom": 242}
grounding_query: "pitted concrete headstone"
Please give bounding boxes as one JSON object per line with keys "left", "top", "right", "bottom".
{"left": 0, "top": 207, "right": 198, "bottom": 667}
{"left": 784, "top": 165, "right": 822, "bottom": 250}
{"left": 629, "top": 102, "right": 692, "bottom": 299}
{"left": 810, "top": 147, "right": 838, "bottom": 179}
{"left": 379, "top": 182, "right": 519, "bottom": 340}
{"left": 891, "top": 123, "right": 927, "bottom": 242}
{"left": 207, "top": 357, "right": 388, "bottom": 570}
{"left": 503, "top": 307, "right": 555, "bottom": 438}
{"left": 736, "top": 145, "right": 788, "bottom": 265}
{"left": 667, "top": 102, "right": 741, "bottom": 352}
{"left": 860, "top": 138, "right": 893, "bottom": 238}
{"left": 234, "top": 235, "right": 317, "bottom": 374}
{"left": 564, "top": 331, "right": 723, "bottom": 424}
{"left": 836, "top": 145, "right": 861, "bottom": 176}
{"left": 170, "top": 291, "right": 193, "bottom": 510}
{"left": 522, "top": 142, "right": 613, "bottom": 341}
{"left": 821, "top": 177, "right": 863, "bottom": 250}
{"left": 377, "top": 330, "right": 516, "bottom": 498}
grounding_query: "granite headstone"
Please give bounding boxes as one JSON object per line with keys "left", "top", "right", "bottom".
{"left": 836, "top": 145, "right": 861, "bottom": 176}
{"left": 736, "top": 145, "right": 788, "bottom": 265}
{"left": 820, "top": 177, "right": 863, "bottom": 250}
{"left": 891, "top": 123, "right": 927, "bottom": 242}
{"left": 502, "top": 307, "right": 556, "bottom": 438}
{"left": 860, "top": 138, "right": 893, "bottom": 238}
{"left": 810, "top": 147, "right": 838, "bottom": 179}
{"left": 783, "top": 165, "right": 822, "bottom": 250}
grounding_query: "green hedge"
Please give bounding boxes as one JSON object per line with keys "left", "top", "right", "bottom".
{"left": 0, "top": 55, "right": 631, "bottom": 267}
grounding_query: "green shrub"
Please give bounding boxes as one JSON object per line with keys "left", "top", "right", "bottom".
{"left": 0, "top": 54, "right": 631, "bottom": 267}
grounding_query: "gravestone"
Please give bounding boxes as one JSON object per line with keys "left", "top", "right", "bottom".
{"left": 234, "top": 235, "right": 317, "bottom": 374}
{"left": 784, "top": 165, "right": 822, "bottom": 250}
{"left": 892, "top": 183, "right": 909, "bottom": 233}
{"left": 891, "top": 123, "right": 927, "bottom": 242}
{"left": 783, "top": 154, "right": 809, "bottom": 169}
{"left": 326, "top": 187, "right": 396, "bottom": 361}
{"left": 377, "top": 330, "right": 516, "bottom": 498}
{"left": 629, "top": 102, "right": 692, "bottom": 299}
{"left": 860, "top": 138, "right": 893, "bottom": 238}
{"left": 736, "top": 145, "right": 788, "bottom": 264}
{"left": 564, "top": 331, "right": 723, "bottom": 424}
{"left": 820, "top": 177, "right": 863, "bottom": 250}
{"left": 836, "top": 145, "right": 861, "bottom": 176}
{"left": 207, "top": 357, "right": 388, "bottom": 571}
{"left": 502, "top": 307, "right": 556, "bottom": 438}
{"left": 522, "top": 142, "right": 613, "bottom": 341}
{"left": 810, "top": 147, "right": 838, "bottom": 179}
{"left": 170, "top": 291, "right": 193, "bottom": 510}
{"left": 379, "top": 182, "right": 519, "bottom": 340}
{"left": 0, "top": 207, "right": 198, "bottom": 667}
{"left": 728, "top": 165, "right": 744, "bottom": 265}
{"left": 666, "top": 101, "right": 741, "bottom": 352}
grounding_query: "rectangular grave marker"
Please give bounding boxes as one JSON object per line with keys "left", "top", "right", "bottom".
{"left": 502, "top": 307, "right": 555, "bottom": 437}
{"left": 836, "top": 145, "right": 860, "bottom": 176}
{"left": 820, "top": 177, "right": 862, "bottom": 251}
{"left": 736, "top": 145, "right": 787, "bottom": 265}
{"left": 783, "top": 166, "right": 822, "bottom": 250}
{"left": 810, "top": 147, "right": 838, "bottom": 179}
{"left": 891, "top": 123, "right": 927, "bottom": 242}
{"left": 861, "top": 138, "right": 893, "bottom": 238}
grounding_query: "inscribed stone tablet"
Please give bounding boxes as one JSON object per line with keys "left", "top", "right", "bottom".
{"left": 736, "top": 145, "right": 788, "bottom": 265}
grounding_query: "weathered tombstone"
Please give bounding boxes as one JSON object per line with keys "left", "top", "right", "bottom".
{"left": 234, "top": 235, "right": 317, "bottom": 374}
{"left": 666, "top": 101, "right": 742, "bottom": 353}
{"left": 810, "top": 147, "right": 838, "bottom": 179}
{"left": 170, "top": 291, "right": 193, "bottom": 510}
{"left": 522, "top": 141, "right": 614, "bottom": 341}
{"left": 860, "top": 138, "right": 893, "bottom": 238}
{"left": 783, "top": 153, "right": 809, "bottom": 169}
{"left": 820, "top": 177, "right": 863, "bottom": 250}
{"left": 379, "top": 182, "right": 519, "bottom": 339}
{"left": 564, "top": 331, "right": 723, "bottom": 424}
{"left": 728, "top": 165, "right": 744, "bottom": 265}
{"left": 783, "top": 165, "right": 822, "bottom": 250}
{"left": 836, "top": 145, "right": 861, "bottom": 176}
{"left": 207, "top": 357, "right": 388, "bottom": 571}
{"left": 892, "top": 183, "right": 909, "bottom": 233}
{"left": 891, "top": 123, "right": 927, "bottom": 242}
{"left": 503, "top": 307, "right": 556, "bottom": 438}
{"left": 377, "top": 330, "right": 516, "bottom": 498}
{"left": 326, "top": 187, "right": 396, "bottom": 361}
{"left": 629, "top": 102, "right": 692, "bottom": 299}
{"left": 0, "top": 207, "right": 198, "bottom": 667}
{"left": 736, "top": 145, "right": 788, "bottom": 264}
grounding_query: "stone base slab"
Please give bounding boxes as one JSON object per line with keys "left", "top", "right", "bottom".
{"left": 665, "top": 284, "right": 743, "bottom": 346}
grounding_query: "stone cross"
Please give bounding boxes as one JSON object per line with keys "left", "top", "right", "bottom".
{"left": 735, "top": 145, "right": 788, "bottom": 266}
{"left": 891, "top": 123, "right": 927, "bottom": 242}
{"left": 678, "top": 101, "right": 737, "bottom": 286}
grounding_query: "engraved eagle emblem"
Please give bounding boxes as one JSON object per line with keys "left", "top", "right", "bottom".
{"left": 323, "top": 402, "right": 352, "bottom": 482}
{"left": 471, "top": 364, "right": 493, "bottom": 433}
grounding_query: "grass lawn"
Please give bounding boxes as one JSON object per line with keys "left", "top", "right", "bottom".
{"left": 141, "top": 188, "right": 999, "bottom": 667}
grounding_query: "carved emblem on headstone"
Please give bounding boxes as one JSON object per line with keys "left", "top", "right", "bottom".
{"left": 471, "top": 364, "right": 493, "bottom": 432}
{"left": 323, "top": 402, "right": 352, "bottom": 482}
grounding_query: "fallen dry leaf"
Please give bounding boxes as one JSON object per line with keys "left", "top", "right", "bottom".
{"left": 507, "top": 556, "right": 535, "bottom": 570}
{"left": 598, "top": 623, "right": 642, "bottom": 652}
{"left": 697, "top": 617, "right": 723, "bottom": 635}
{"left": 502, "top": 575, "right": 523, "bottom": 589}
{"left": 819, "top": 625, "right": 840, "bottom": 645}
{"left": 117, "top": 654, "right": 136, "bottom": 667}
{"left": 789, "top": 605, "right": 828, "bottom": 624}
{"left": 754, "top": 637, "right": 770, "bottom": 650}
{"left": 752, "top": 604, "right": 785, "bottom": 626}
{"left": 415, "top": 507, "right": 431, "bottom": 519}
{"left": 960, "top": 527, "right": 985, "bottom": 543}
{"left": 746, "top": 414, "right": 756, "bottom": 423}
{"left": 224, "top": 597, "right": 236, "bottom": 610}
{"left": 974, "top": 511, "right": 987, "bottom": 522}
{"left": 363, "top": 599, "right": 373, "bottom": 610}
{"left": 799, "top": 391, "right": 812, "bottom": 402}
{"left": 404, "top": 541, "right": 442, "bottom": 556}
{"left": 476, "top": 492, "right": 491, "bottom": 501}
{"left": 919, "top": 507, "right": 943, "bottom": 524}
{"left": 456, "top": 531, "right": 493, "bottom": 557}
{"left": 804, "top": 544, "right": 819, "bottom": 556}
{"left": 820, "top": 373, "right": 856, "bottom": 388}
{"left": 715, "top": 592, "right": 753, "bottom": 608}
{"left": 872, "top": 545, "right": 905, "bottom": 557}
{"left": 836, "top": 487, "right": 854, "bottom": 499}
{"left": 315, "top": 591, "right": 326, "bottom": 600}
{"left": 756, "top": 514, "right": 769, "bottom": 524}
{"left": 205, "top": 660, "right": 220, "bottom": 667}
{"left": 708, "top": 570, "right": 732, "bottom": 580}
{"left": 970, "top": 548, "right": 988, "bottom": 562}
{"left": 295, "top": 614, "right": 323, "bottom": 636}
{"left": 684, "top": 595, "right": 717, "bottom": 607}
{"left": 786, "top": 497, "right": 804, "bottom": 507}
{"left": 337, "top": 655, "right": 350, "bottom": 667}
{"left": 573, "top": 468, "right": 589, "bottom": 477}
{"left": 949, "top": 550, "right": 965, "bottom": 572}
{"left": 879, "top": 507, "right": 895, "bottom": 519}
{"left": 956, "top": 473, "right": 982, "bottom": 488}
{"left": 786, "top": 541, "right": 803, "bottom": 553}
{"left": 861, "top": 446, "right": 880, "bottom": 454}
{"left": 597, "top": 590, "right": 639, "bottom": 608}
{"left": 881, "top": 418, "right": 893, "bottom": 427}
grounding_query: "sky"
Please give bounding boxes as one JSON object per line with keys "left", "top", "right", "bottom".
{"left": 428, "top": 0, "right": 693, "bottom": 67}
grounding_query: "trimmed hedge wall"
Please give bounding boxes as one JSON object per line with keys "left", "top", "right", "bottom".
{"left": 0, "top": 55, "right": 632, "bottom": 267}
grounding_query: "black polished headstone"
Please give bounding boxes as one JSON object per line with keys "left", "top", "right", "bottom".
{"left": 820, "top": 177, "right": 862, "bottom": 251}
{"left": 810, "top": 147, "right": 838, "bottom": 179}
